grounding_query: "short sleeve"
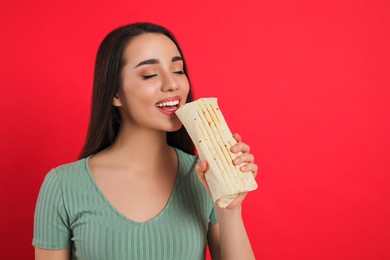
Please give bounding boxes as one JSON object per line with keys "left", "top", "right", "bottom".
{"left": 33, "top": 169, "right": 70, "bottom": 249}
{"left": 209, "top": 205, "right": 218, "bottom": 226}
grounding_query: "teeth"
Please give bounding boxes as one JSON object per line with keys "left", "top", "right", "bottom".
{"left": 156, "top": 100, "right": 180, "bottom": 107}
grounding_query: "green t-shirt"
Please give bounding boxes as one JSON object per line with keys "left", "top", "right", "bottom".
{"left": 33, "top": 148, "right": 217, "bottom": 260}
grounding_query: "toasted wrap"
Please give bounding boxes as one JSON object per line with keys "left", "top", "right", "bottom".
{"left": 175, "top": 98, "right": 258, "bottom": 208}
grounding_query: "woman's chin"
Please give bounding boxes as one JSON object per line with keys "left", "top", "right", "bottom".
{"left": 165, "top": 122, "right": 183, "bottom": 133}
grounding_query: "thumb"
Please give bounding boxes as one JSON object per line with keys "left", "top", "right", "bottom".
{"left": 195, "top": 161, "right": 211, "bottom": 194}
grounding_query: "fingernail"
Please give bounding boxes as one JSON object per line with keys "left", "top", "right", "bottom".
{"left": 241, "top": 165, "right": 248, "bottom": 171}
{"left": 231, "top": 145, "right": 238, "bottom": 152}
{"left": 233, "top": 157, "right": 241, "bottom": 164}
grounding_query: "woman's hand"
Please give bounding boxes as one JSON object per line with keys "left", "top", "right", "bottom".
{"left": 195, "top": 133, "right": 258, "bottom": 210}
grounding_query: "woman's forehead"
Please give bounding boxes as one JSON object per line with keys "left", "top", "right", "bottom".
{"left": 123, "top": 33, "right": 181, "bottom": 65}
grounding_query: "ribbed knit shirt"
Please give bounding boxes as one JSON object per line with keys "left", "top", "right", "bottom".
{"left": 33, "top": 148, "right": 217, "bottom": 260}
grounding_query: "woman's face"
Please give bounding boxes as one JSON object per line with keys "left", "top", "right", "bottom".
{"left": 114, "top": 33, "right": 190, "bottom": 132}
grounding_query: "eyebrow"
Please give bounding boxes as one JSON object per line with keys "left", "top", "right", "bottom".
{"left": 134, "top": 56, "right": 183, "bottom": 68}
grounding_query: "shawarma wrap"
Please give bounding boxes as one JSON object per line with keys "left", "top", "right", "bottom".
{"left": 175, "top": 98, "right": 258, "bottom": 208}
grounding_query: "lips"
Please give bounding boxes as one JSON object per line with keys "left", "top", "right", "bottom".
{"left": 155, "top": 95, "right": 181, "bottom": 116}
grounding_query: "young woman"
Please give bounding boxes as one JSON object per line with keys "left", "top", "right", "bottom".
{"left": 33, "top": 22, "right": 258, "bottom": 260}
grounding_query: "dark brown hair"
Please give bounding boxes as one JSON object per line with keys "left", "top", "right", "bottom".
{"left": 79, "top": 23, "right": 195, "bottom": 159}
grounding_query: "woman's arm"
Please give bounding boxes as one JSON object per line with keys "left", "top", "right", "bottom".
{"left": 208, "top": 223, "right": 221, "bottom": 260}
{"left": 35, "top": 247, "right": 70, "bottom": 260}
{"left": 208, "top": 208, "right": 255, "bottom": 260}
{"left": 198, "top": 133, "right": 258, "bottom": 260}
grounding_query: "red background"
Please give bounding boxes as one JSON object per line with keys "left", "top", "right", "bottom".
{"left": 1, "top": 0, "right": 389, "bottom": 259}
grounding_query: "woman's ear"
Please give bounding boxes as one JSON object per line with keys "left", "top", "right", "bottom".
{"left": 112, "top": 94, "right": 122, "bottom": 107}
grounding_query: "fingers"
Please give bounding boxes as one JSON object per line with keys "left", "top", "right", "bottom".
{"left": 232, "top": 153, "right": 254, "bottom": 165}
{"left": 198, "top": 132, "right": 259, "bottom": 197}
{"left": 231, "top": 133, "right": 250, "bottom": 153}
{"left": 240, "top": 163, "right": 258, "bottom": 177}
{"left": 232, "top": 133, "right": 242, "bottom": 143}
{"left": 231, "top": 133, "right": 259, "bottom": 177}
{"left": 195, "top": 160, "right": 208, "bottom": 174}
{"left": 231, "top": 141, "right": 250, "bottom": 154}
{"left": 195, "top": 161, "right": 211, "bottom": 194}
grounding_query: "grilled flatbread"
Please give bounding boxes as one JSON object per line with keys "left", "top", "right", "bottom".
{"left": 175, "top": 98, "right": 258, "bottom": 208}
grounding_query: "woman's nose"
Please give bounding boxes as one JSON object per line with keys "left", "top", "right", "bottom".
{"left": 161, "top": 73, "right": 179, "bottom": 92}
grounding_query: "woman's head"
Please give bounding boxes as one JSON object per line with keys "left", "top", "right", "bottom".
{"left": 114, "top": 33, "right": 190, "bottom": 133}
{"left": 79, "top": 23, "right": 195, "bottom": 159}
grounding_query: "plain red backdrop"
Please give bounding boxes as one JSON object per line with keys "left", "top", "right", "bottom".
{"left": 1, "top": 0, "right": 389, "bottom": 259}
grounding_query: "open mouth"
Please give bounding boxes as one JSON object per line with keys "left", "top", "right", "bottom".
{"left": 155, "top": 100, "right": 180, "bottom": 111}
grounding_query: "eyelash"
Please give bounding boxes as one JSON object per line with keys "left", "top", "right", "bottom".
{"left": 142, "top": 74, "right": 157, "bottom": 80}
{"left": 174, "top": 70, "right": 185, "bottom": 75}
{"left": 142, "top": 71, "right": 185, "bottom": 80}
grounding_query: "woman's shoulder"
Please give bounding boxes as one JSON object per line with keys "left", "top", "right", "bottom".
{"left": 54, "top": 157, "right": 88, "bottom": 174}
{"left": 43, "top": 157, "right": 89, "bottom": 185}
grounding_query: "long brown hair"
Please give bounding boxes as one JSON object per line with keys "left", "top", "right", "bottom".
{"left": 79, "top": 23, "right": 195, "bottom": 159}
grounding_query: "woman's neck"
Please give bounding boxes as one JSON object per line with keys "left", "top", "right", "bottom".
{"left": 107, "top": 124, "right": 172, "bottom": 170}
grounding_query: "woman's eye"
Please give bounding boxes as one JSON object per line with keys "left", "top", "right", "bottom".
{"left": 174, "top": 70, "right": 185, "bottom": 75}
{"left": 142, "top": 74, "right": 157, "bottom": 80}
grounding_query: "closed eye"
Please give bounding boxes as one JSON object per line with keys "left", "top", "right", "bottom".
{"left": 174, "top": 70, "right": 185, "bottom": 75}
{"left": 142, "top": 74, "right": 157, "bottom": 80}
